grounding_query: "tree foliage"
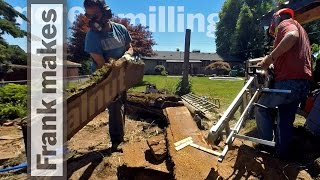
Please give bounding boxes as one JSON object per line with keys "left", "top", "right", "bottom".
{"left": 112, "top": 17, "right": 157, "bottom": 57}
{"left": 215, "top": 0, "right": 243, "bottom": 54}
{"left": 68, "top": 14, "right": 90, "bottom": 63}
{"left": 311, "top": 44, "right": 320, "bottom": 54}
{"left": 68, "top": 14, "right": 157, "bottom": 66}
{"left": 5, "top": 45, "right": 27, "bottom": 65}
{"left": 303, "top": 19, "right": 320, "bottom": 45}
{"left": 0, "top": 0, "right": 27, "bottom": 64}
{"left": 215, "top": 0, "right": 286, "bottom": 60}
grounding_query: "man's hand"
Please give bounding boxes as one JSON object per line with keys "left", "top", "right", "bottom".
{"left": 257, "top": 55, "right": 273, "bottom": 70}
{"left": 122, "top": 51, "right": 134, "bottom": 61}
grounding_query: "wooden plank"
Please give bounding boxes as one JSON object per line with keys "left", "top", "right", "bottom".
{"left": 174, "top": 137, "right": 192, "bottom": 147}
{"left": 295, "top": 5, "right": 320, "bottom": 24}
{"left": 164, "top": 106, "right": 218, "bottom": 180}
{"left": 175, "top": 139, "right": 193, "bottom": 151}
{"left": 190, "top": 143, "right": 221, "bottom": 156}
{"left": 67, "top": 60, "right": 145, "bottom": 140}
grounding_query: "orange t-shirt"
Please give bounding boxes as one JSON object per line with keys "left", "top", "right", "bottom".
{"left": 273, "top": 19, "right": 312, "bottom": 81}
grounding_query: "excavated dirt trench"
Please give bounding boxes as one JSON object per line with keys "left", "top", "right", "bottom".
{"left": 1, "top": 92, "right": 318, "bottom": 179}
{"left": 117, "top": 102, "right": 175, "bottom": 180}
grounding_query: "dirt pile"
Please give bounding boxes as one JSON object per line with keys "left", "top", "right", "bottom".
{"left": 1, "top": 103, "right": 319, "bottom": 179}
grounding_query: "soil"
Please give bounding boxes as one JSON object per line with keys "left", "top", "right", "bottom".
{"left": 0, "top": 110, "right": 319, "bottom": 180}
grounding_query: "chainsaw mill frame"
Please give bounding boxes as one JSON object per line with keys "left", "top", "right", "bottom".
{"left": 206, "top": 59, "right": 292, "bottom": 162}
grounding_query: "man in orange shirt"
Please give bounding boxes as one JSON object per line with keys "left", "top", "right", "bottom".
{"left": 256, "top": 8, "right": 312, "bottom": 158}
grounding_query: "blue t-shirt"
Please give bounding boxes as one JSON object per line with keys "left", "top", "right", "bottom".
{"left": 84, "top": 22, "right": 132, "bottom": 72}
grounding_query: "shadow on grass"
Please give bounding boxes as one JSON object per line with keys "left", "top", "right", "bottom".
{"left": 132, "top": 80, "right": 149, "bottom": 88}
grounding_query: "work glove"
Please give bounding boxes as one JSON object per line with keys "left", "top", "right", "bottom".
{"left": 122, "top": 52, "right": 135, "bottom": 61}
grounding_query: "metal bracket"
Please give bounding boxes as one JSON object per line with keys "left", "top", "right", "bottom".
{"left": 206, "top": 74, "right": 291, "bottom": 162}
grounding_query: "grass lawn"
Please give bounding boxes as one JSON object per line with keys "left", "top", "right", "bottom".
{"left": 130, "top": 75, "right": 245, "bottom": 111}
{"left": 130, "top": 75, "right": 307, "bottom": 129}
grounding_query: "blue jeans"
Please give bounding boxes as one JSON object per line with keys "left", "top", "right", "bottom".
{"left": 108, "top": 92, "right": 126, "bottom": 143}
{"left": 255, "top": 79, "right": 310, "bottom": 156}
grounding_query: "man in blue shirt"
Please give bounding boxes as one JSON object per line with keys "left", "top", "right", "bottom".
{"left": 83, "top": 0, "right": 134, "bottom": 152}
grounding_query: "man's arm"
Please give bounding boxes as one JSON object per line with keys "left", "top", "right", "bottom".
{"left": 270, "top": 30, "right": 299, "bottom": 60}
{"left": 125, "top": 43, "right": 133, "bottom": 56}
{"left": 259, "top": 30, "right": 299, "bottom": 69}
{"left": 90, "top": 53, "right": 105, "bottom": 69}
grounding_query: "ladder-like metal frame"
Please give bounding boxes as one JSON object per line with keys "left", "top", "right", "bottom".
{"left": 181, "top": 93, "right": 220, "bottom": 114}
{"left": 206, "top": 59, "right": 291, "bottom": 162}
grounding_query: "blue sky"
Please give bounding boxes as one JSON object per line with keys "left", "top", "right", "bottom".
{"left": 4, "top": 0, "right": 225, "bottom": 53}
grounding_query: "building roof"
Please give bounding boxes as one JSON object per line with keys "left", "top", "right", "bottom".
{"left": 0, "top": 61, "right": 82, "bottom": 70}
{"left": 0, "top": 64, "right": 29, "bottom": 70}
{"left": 142, "top": 51, "right": 243, "bottom": 62}
{"left": 166, "top": 59, "right": 202, "bottom": 63}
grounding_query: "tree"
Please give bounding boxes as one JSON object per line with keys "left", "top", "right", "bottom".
{"left": 205, "top": 61, "right": 231, "bottom": 76}
{"left": 215, "top": 0, "right": 284, "bottom": 59}
{"left": 311, "top": 43, "right": 320, "bottom": 67}
{"left": 311, "top": 44, "right": 320, "bottom": 55}
{"left": 112, "top": 16, "right": 156, "bottom": 57}
{"left": 303, "top": 19, "right": 320, "bottom": 45}
{"left": 215, "top": 0, "right": 243, "bottom": 54}
{"left": 231, "top": 0, "right": 273, "bottom": 59}
{"left": 68, "top": 14, "right": 90, "bottom": 63}
{"left": 231, "top": 3, "right": 253, "bottom": 58}
{"left": 0, "top": 0, "right": 27, "bottom": 64}
{"left": 68, "top": 14, "right": 157, "bottom": 67}
{"left": 6, "top": 45, "right": 27, "bottom": 65}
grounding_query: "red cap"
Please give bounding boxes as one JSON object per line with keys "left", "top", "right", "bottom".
{"left": 275, "top": 8, "right": 294, "bottom": 17}
{"left": 269, "top": 8, "right": 294, "bottom": 37}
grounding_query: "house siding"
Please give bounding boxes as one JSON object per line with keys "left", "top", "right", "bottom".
{"left": 67, "top": 68, "right": 80, "bottom": 77}
{"left": 142, "top": 51, "right": 243, "bottom": 75}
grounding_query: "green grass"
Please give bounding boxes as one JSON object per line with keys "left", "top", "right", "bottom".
{"left": 130, "top": 75, "right": 309, "bottom": 135}
{"left": 130, "top": 75, "right": 245, "bottom": 111}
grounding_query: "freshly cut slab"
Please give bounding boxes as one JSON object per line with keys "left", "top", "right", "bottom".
{"left": 164, "top": 106, "right": 218, "bottom": 180}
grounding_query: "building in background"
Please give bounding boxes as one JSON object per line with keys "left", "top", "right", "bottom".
{"left": 0, "top": 60, "right": 82, "bottom": 83}
{"left": 66, "top": 60, "right": 82, "bottom": 77}
{"left": 141, "top": 50, "right": 243, "bottom": 75}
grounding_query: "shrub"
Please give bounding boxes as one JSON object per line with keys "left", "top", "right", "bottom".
{"left": 160, "top": 70, "right": 168, "bottom": 76}
{"left": 154, "top": 65, "right": 165, "bottom": 74}
{"left": 0, "top": 103, "right": 26, "bottom": 120}
{"left": 0, "top": 83, "right": 27, "bottom": 120}
{"left": 175, "top": 78, "right": 192, "bottom": 96}
{"left": 205, "top": 62, "right": 231, "bottom": 76}
{"left": 154, "top": 65, "right": 168, "bottom": 76}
